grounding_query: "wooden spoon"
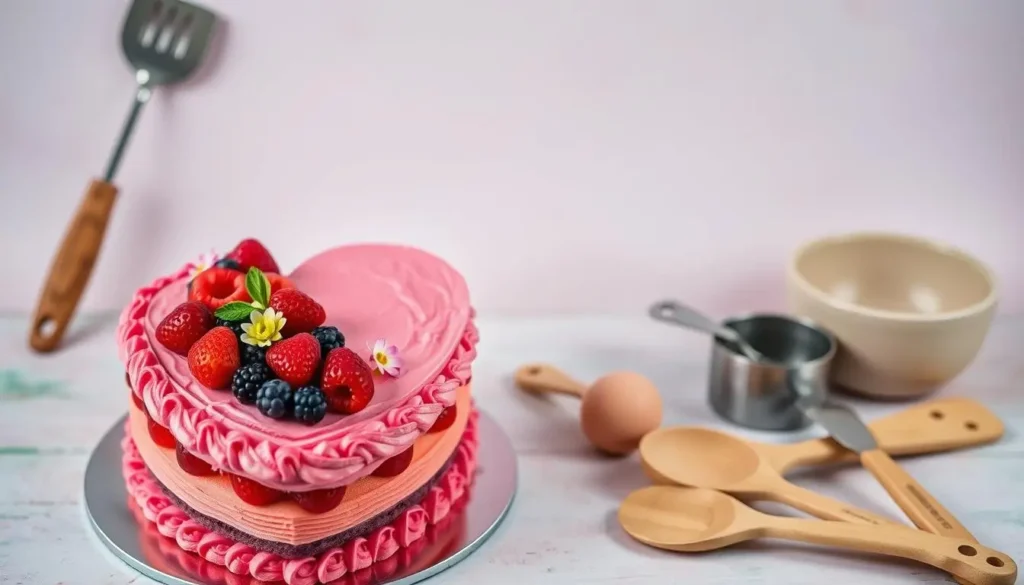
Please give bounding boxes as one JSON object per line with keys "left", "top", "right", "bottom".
{"left": 639, "top": 427, "right": 896, "bottom": 525}
{"left": 514, "top": 363, "right": 662, "bottom": 455}
{"left": 618, "top": 486, "right": 1017, "bottom": 585}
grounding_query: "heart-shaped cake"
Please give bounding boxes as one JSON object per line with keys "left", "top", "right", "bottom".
{"left": 119, "top": 242, "right": 478, "bottom": 492}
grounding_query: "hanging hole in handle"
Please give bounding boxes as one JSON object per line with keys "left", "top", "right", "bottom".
{"left": 36, "top": 317, "right": 56, "bottom": 339}
{"left": 527, "top": 366, "right": 541, "bottom": 376}
{"left": 987, "top": 556, "right": 1005, "bottom": 567}
{"left": 965, "top": 421, "right": 978, "bottom": 431}
{"left": 930, "top": 410, "right": 944, "bottom": 420}
{"left": 958, "top": 545, "right": 977, "bottom": 556}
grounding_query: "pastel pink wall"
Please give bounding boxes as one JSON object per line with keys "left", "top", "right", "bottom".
{"left": 3, "top": 0, "right": 1022, "bottom": 316}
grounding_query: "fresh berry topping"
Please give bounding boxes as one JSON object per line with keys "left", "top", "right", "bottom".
{"left": 175, "top": 443, "right": 215, "bottom": 476}
{"left": 215, "top": 317, "right": 245, "bottom": 338}
{"left": 147, "top": 415, "right": 177, "bottom": 448}
{"left": 214, "top": 257, "right": 243, "bottom": 271}
{"left": 187, "top": 327, "right": 241, "bottom": 390}
{"left": 154, "top": 301, "right": 214, "bottom": 356}
{"left": 226, "top": 238, "right": 280, "bottom": 274}
{"left": 189, "top": 267, "right": 249, "bottom": 311}
{"left": 131, "top": 390, "right": 145, "bottom": 412}
{"left": 256, "top": 379, "right": 294, "bottom": 419}
{"left": 265, "top": 273, "right": 296, "bottom": 293}
{"left": 232, "top": 363, "right": 273, "bottom": 405}
{"left": 320, "top": 347, "right": 375, "bottom": 414}
{"left": 311, "top": 326, "right": 345, "bottom": 359}
{"left": 290, "top": 486, "right": 347, "bottom": 514}
{"left": 269, "top": 289, "right": 326, "bottom": 336}
{"left": 229, "top": 474, "right": 284, "bottom": 506}
{"left": 241, "top": 344, "right": 268, "bottom": 366}
{"left": 429, "top": 405, "right": 457, "bottom": 433}
{"left": 372, "top": 446, "right": 414, "bottom": 478}
{"left": 265, "top": 333, "right": 321, "bottom": 386}
{"left": 293, "top": 386, "right": 328, "bottom": 425}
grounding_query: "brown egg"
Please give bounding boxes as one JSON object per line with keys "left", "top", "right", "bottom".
{"left": 579, "top": 371, "right": 663, "bottom": 456}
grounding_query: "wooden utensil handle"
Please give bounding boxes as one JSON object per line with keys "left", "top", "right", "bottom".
{"left": 860, "top": 449, "right": 977, "bottom": 539}
{"left": 29, "top": 179, "right": 118, "bottom": 353}
{"left": 765, "top": 398, "right": 1004, "bottom": 474}
{"left": 514, "top": 363, "right": 586, "bottom": 398}
{"left": 773, "top": 482, "right": 896, "bottom": 526}
{"left": 767, "top": 517, "right": 1016, "bottom": 585}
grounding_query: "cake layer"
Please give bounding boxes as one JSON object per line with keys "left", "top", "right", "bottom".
{"left": 118, "top": 244, "right": 480, "bottom": 491}
{"left": 131, "top": 386, "right": 472, "bottom": 546}
{"left": 122, "top": 413, "right": 478, "bottom": 585}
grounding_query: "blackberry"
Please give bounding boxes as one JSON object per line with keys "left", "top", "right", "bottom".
{"left": 241, "top": 344, "right": 268, "bottom": 366}
{"left": 256, "top": 379, "right": 293, "bottom": 419}
{"left": 232, "top": 363, "right": 271, "bottom": 405}
{"left": 214, "top": 258, "right": 243, "bottom": 271}
{"left": 311, "top": 326, "right": 345, "bottom": 358}
{"left": 216, "top": 318, "right": 245, "bottom": 338}
{"left": 293, "top": 386, "right": 328, "bottom": 425}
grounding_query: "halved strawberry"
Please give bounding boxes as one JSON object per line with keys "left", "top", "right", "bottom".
{"left": 290, "top": 486, "right": 347, "bottom": 513}
{"left": 189, "top": 268, "right": 249, "bottom": 311}
{"left": 265, "top": 333, "right": 321, "bottom": 386}
{"left": 428, "top": 405, "right": 457, "bottom": 433}
{"left": 321, "top": 347, "right": 375, "bottom": 414}
{"left": 229, "top": 474, "right": 284, "bottom": 506}
{"left": 187, "top": 327, "right": 241, "bottom": 390}
{"left": 146, "top": 413, "right": 177, "bottom": 449}
{"left": 269, "top": 288, "right": 325, "bottom": 336}
{"left": 226, "top": 239, "right": 280, "bottom": 274}
{"left": 155, "top": 301, "right": 214, "bottom": 355}
{"left": 175, "top": 443, "right": 215, "bottom": 476}
{"left": 371, "top": 446, "right": 414, "bottom": 478}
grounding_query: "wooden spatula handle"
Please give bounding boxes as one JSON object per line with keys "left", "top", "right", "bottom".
{"left": 29, "top": 179, "right": 118, "bottom": 353}
{"left": 514, "top": 363, "right": 587, "bottom": 398}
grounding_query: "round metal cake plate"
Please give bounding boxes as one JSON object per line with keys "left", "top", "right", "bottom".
{"left": 83, "top": 410, "right": 518, "bottom": 585}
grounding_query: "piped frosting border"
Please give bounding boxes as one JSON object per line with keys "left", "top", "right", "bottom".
{"left": 122, "top": 411, "right": 479, "bottom": 585}
{"left": 117, "top": 261, "right": 479, "bottom": 491}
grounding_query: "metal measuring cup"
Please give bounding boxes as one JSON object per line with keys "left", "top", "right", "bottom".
{"left": 650, "top": 301, "right": 837, "bottom": 431}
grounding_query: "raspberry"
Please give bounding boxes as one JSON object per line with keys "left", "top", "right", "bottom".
{"left": 269, "top": 289, "right": 326, "bottom": 336}
{"left": 232, "top": 363, "right": 272, "bottom": 405}
{"left": 175, "top": 443, "right": 215, "bottom": 476}
{"left": 311, "top": 326, "right": 345, "bottom": 359}
{"left": 154, "top": 301, "right": 214, "bottom": 356}
{"left": 293, "top": 386, "right": 328, "bottom": 425}
{"left": 265, "top": 333, "right": 321, "bottom": 387}
{"left": 226, "top": 239, "right": 280, "bottom": 274}
{"left": 290, "top": 486, "right": 347, "bottom": 514}
{"left": 320, "top": 347, "right": 375, "bottom": 415}
{"left": 189, "top": 267, "right": 249, "bottom": 311}
{"left": 187, "top": 327, "right": 241, "bottom": 390}
{"left": 371, "top": 446, "right": 414, "bottom": 478}
{"left": 256, "top": 379, "right": 293, "bottom": 419}
{"left": 429, "top": 405, "right": 457, "bottom": 433}
{"left": 265, "top": 273, "right": 296, "bottom": 294}
{"left": 229, "top": 474, "right": 283, "bottom": 506}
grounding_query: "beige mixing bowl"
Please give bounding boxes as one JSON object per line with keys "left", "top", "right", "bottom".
{"left": 786, "top": 232, "right": 997, "bottom": 399}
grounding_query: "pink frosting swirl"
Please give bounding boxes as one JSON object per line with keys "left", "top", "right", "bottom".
{"left": 121, "top": 406, "right": 479, "bottom": 585}
{"left": 118, "top": 250, "right": 479, "bottom": 492}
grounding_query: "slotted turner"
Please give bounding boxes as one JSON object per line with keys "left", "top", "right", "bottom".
{"left": 29, "top": 0, "right": 218, "bottom": 352}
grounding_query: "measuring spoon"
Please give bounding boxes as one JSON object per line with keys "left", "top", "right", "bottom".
{"left": 618, "top": 486, "right": 1017, "bottom": 585}
{"left": 639, "top": 427, "right": 895, "bottom": 525}
{"left": 649, "top": 299, "right": 768, "bottom": 362}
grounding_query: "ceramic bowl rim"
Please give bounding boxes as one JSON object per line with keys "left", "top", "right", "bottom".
{"left": 787, "top": 231, "right": 999, "bottom": 323}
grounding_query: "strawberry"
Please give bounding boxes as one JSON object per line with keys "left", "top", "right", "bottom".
{"left": 290, "top": 486, "right": 347, "bottom": 513}
{"left": 155, "top": 301, "right": 214, "bottom": 355}
{"left": 175, "top": 443, "right": 215, "bottom": 476}
{"left": 265, "top": 333, "right": 321, "bottom": 386}
{"left": 146, "top": 413, "right": 177, "bottom": 449}
{"left": 321, "top": 347, "right": 375, "bottom": 414}
{"left": 371, "top": 446, "right": 414, "bottom": 478}
{"left": 189, "top": 268, "right": 249, "bottom": 311}
{"left": 226, "top": 238, "right": 280, "bottom": 274}
{"left": 428, "top": 405, "right": 457, "bottom": 433}
{"left": 269, "top": 288, "right": 326, "bottom": 336}
{"left": 265, "top": 273, "right": 296, "bottom": 294}
{"left": 187, "top": 327, "right": 241, "bottom": 390}
{"left": 229, "top": 474, "right": 284, "bottom": 506}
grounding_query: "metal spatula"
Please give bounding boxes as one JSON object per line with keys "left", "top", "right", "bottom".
{"left": 30, "top": 0, "right": 218, "bottom": 353}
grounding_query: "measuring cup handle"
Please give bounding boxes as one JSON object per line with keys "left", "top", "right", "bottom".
{"left": 648, "top": 300, "right": 734, "bottom": 339}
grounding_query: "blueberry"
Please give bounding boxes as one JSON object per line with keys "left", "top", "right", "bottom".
{"left": 256, "top": 380, "right": 293, "bottom": 419}
{"left": 214, "top": 258, "right": 243, "bottom": 271}
{"left": 311, "top": 326, "right": 345, "bottom": 359}
{"left": 293, "top": 386, "right": 328, "bottom": 425}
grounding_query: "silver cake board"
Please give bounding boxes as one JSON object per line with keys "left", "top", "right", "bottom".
{"left": 84, "top": 410, "right": 517, "bottom": 585}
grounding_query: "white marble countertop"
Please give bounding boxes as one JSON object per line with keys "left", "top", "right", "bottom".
{"left": 1, "top": 312, "right": 1022, "bottom": 585}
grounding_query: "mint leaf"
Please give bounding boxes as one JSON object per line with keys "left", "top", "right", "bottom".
{"left": 215, "top": 301, "right": 255, "bottom": 321}
{"left": 245, "top": 267, "right": 271, "bottom": 308}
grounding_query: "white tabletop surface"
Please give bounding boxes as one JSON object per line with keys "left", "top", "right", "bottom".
{"left": 1, "top": 312, "right": 1022, "bottom": 585}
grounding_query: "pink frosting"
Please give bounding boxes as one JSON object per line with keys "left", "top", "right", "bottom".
{"left": 117, "top": 244, "right": 478, "bottom": 491}
{"left": 121, "top": 410, "right": 479, "bottom": 585}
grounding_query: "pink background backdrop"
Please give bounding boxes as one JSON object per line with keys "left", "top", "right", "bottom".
{"left": 3, "top": 0, "right": 1022, "bottom": 317}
